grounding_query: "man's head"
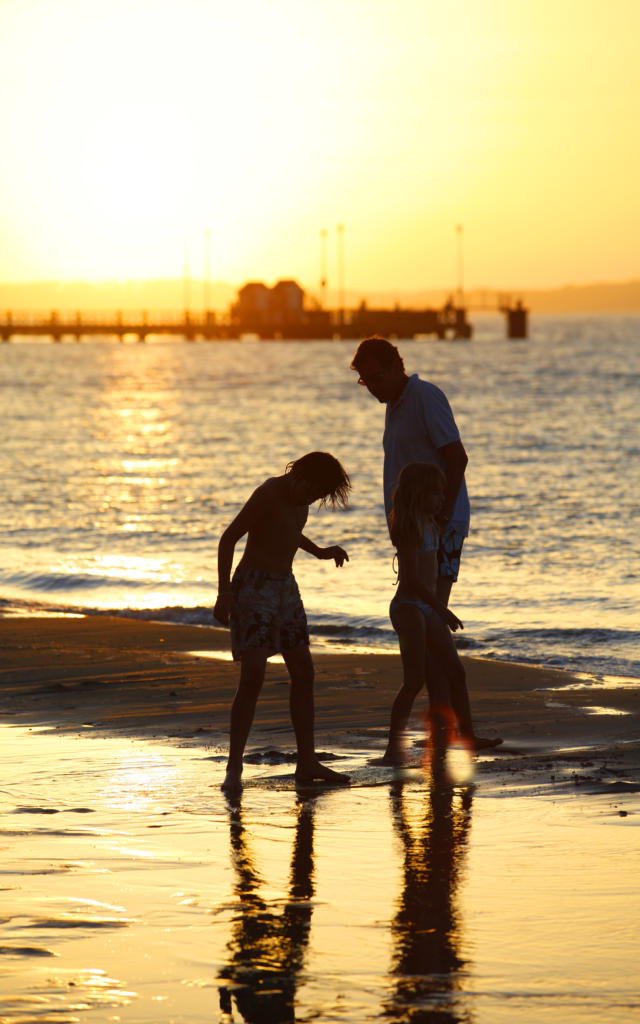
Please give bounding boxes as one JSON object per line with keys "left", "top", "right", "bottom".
{"left": 350, "top": 336, "right": 407, "bottom": 403}
{"left": 285, "top": 451, "right": 351, "bottom": 509}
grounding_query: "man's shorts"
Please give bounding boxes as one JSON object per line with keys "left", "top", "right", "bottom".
{"left": 437, "top": 526, "right": 465, "bottom": 583}
{"left": 229, "top": 566, "right": 309, "bottom": 662}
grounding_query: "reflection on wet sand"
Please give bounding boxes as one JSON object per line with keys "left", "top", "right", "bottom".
{"left": 385, "top": 779, "right": 474, "bottom": 1023}
{"left": 219, "top": 793, "right": 317, "bottom": 1023}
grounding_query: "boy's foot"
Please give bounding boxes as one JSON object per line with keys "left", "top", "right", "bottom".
{"left": 295, "top": 760, "right": 350, "bottom": 786}
{"left": 221, "top": 768, "right": 243, "bottom": 793}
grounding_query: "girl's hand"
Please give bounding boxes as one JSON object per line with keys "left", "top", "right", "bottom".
{"left": 213, "top": 591, "right": 236, "bottom": 626}
{"left": 323, "top": 545, "right": 349, "bottom": 567}
{"left": 444, "top": 608, "right": 464, "bottom": 631}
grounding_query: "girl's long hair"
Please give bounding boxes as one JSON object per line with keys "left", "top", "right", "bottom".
{"left": 389, "top": 462, "right": 445, "bottom": 547}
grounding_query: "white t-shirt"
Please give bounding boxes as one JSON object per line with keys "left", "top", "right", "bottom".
{"left": 383, "top": 373, "right": 470, "bottom": 536}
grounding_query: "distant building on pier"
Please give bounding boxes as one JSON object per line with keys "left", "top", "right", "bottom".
{"left": 231, "top": 280, "right": 471, "bottom": 339}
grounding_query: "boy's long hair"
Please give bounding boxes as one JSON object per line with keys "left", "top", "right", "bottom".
{"left": 389, "top": 462, "right": 445, "bottom": 547}
{"left": 285, "top": 451, "right": 351, "bottom": 509}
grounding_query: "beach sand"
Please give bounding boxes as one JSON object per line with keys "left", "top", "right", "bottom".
{"left": 1, "top": 616, "right": 638, "bottom": 1023}
{"left": 1, "top": 614, "right": 638, "bottom": 793}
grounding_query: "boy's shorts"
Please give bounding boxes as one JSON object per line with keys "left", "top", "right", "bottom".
{"left": 437, "top": 527, "right": 465, "bottom": 583}
{"left": 229, "top": 566, "right": 309, "bottom": 662}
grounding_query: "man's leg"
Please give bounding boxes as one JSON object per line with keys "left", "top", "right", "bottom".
{"left": 384, "top": 602, "right": 438, "bottom": 764}
{"left": 434, "top": 575, "right": 473, "bottom": 737}
{"left": 436, "top": 562, "right": 501, "bottom": 750}
{"left": 283, "top": 645, "right": 349, "bottom": 784}
{"left": 223, "top": 647, "right": 268, "bottom": 791}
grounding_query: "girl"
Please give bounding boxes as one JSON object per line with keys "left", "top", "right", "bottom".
{"left": 382, "top": 461, "right": 475, "bottom": 765}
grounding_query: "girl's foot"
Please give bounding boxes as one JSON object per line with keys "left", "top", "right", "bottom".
{"left": 379, "top": 749, "right": 405, "bottom": 766}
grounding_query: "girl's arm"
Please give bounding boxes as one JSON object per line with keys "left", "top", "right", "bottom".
{"left": 299, "top": 534, "right": 349, "bottom": 567}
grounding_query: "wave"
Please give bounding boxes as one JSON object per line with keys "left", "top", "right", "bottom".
{"left": 0, "top": 569, "right": 160, "bottom": 594}
{"left": 1, "top": 591, "right": 638, "bottom": 682}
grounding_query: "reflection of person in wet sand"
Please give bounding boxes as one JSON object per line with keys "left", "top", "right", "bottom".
{"left": 385, "top": 779, "right": 473, "bottom": 1023}
{"left": 214, "top": 452, "right": 351, "bottom": 792}
{"left": 218, "top": 794, "right": 318, "bottom": 1023}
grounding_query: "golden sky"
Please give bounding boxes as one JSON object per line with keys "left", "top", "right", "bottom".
{"left": 1, "top": 0, "right": 638, "bottom": 292}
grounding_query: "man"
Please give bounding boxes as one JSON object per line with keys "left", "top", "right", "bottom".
{"left": 351, "top": 335, "right": 499, "bottom": 750}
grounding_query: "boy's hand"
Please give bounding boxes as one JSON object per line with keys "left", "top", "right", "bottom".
{"left": 323, "top": 545, "right": 349, "bottom": 567}
{"left": 444, "top": 608, "right": 464, "bottom": 632}
{"left": 213, "top": 592, "right": 235, "bottom": 626}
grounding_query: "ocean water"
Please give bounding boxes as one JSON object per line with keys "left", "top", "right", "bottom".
{"left": 1, "top": 315, "right": 639, "bottom": 681}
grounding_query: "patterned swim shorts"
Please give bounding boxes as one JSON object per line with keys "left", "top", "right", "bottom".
{"left": 437, "top": 526, "right": 465, "bottom": 583}
{"left": 229, "top": 566, "right": 309, "bottom": 662}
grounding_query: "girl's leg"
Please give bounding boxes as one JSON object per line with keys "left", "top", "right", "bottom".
{"left": 283, "top": 645, "right": 349, "bottom": 784}
{"left": 223, "top": 647, "right": 268, "bottom": 791}
{"left": 383, "top": 603, "right": 430, "bottom": 765}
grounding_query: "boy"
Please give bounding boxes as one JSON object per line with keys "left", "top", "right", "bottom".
{"left": 214, "top": 452, "right": 351, "bottom": 792}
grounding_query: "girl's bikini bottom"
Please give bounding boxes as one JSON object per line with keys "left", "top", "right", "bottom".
{"left": 389, "top": 594, "right": 433, "bottom": 620}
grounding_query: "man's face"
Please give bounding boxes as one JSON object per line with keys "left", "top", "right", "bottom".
{"left": 355, "top": 356, "right": 402, "bottom": 404}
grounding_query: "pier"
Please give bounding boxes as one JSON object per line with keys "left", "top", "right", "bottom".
{"left": 0, "top": 304, "right": 474, "bottom": 342}
{"left": 0, "top": 282, "right": 527, "bottom": 342}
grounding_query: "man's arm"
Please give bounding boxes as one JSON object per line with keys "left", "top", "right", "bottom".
{"left": 299, "top": 534, "right": 349, "bottom": 567}
{"left": 437, "top": 439, "right": 468, "bottom": 528}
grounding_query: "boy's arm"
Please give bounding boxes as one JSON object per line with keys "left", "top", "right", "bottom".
{"left": 299, "top": 534, "right": 349, "bottom": 567}
{"left": 214, "top": 485, "right": 269, "bottom": 624}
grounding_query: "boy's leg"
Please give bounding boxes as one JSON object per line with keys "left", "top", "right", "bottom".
{"left": 282, "top": 645, "right": 349, "bottom": 784}
{"left": 223, "top": 647, "right": 268, "bottom": 791}
{"left": 384, "top": 603, "right": 436, "bottom": 765}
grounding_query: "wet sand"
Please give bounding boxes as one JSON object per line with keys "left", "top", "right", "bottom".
{"left": 1, "top": 614, "right": 639, "bottom": 794}
{"left": 1, "top": 616, "right": 639, "bottom": 1023}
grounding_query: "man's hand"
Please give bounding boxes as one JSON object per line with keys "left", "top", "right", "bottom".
{"left": 322, "top": 545, "right": 349, "bottom": 567}
{"left": 213, "top": 592, "right": 236, "bottom": 626}
{"left": 435, "top": 509, "right": 452, "bottom": 535}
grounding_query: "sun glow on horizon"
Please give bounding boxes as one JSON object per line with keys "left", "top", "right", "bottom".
{"left": 1, "top": 0, "right": 639, "bottom": 291}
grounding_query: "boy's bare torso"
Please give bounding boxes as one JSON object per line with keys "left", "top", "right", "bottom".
{"left": 240, "top": 477, "right": 308, "bottom": 574}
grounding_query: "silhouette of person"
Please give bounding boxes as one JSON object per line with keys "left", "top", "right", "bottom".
{"left": 351, "top": 336, "right": 500, "bottom": 753}
{"left": 218, "top": 793, "right": 318, "bottom": 1022}
{"left": 384, "top": 777, "right": 474, "bottom": 1023}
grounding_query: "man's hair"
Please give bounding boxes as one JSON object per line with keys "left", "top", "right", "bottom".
{"left": 350, "top": 335, "right": 405, "bottom": 374}
{"left": 389, "top": 462, "right": 445, "bottom": 547}
{"left": 285, "top": 451, "right": 351, "bottom": 509}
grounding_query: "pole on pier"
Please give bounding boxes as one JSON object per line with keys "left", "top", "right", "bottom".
{"left": 337, "top": 223, "right": 345, "bottom": 334}
{"left": 455, "top": 224, "right": 464, "bottom": 307}
{"left": 204, "top": 229, "right": 211, "bottom": 314}
{"left": 183, "top": 235, "right": 191, "bottom": 314}
{"left": 319, "top": 228, "right": 328, "bottom": 308}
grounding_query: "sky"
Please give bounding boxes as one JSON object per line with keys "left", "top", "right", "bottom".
{"left": 1, "top": 0, "right": 639, "bottom": 296}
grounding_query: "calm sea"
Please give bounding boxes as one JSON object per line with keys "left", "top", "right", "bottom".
{"left": 1, "top": 315, "right": 638, "bottom": 681}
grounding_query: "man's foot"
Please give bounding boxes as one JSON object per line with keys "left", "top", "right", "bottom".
{"left": 221, "top": 767, "right": 243, "bottom": 793}
{"left": 295, "top": 759, "right": 350, "bottom": 786}
{"left": 471, "top": 735, "right": 503, "bottom": 752}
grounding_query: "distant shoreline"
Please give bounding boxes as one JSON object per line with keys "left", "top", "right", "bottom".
{"left": 2, "top": 279, "right": 640, "bottom": 316}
